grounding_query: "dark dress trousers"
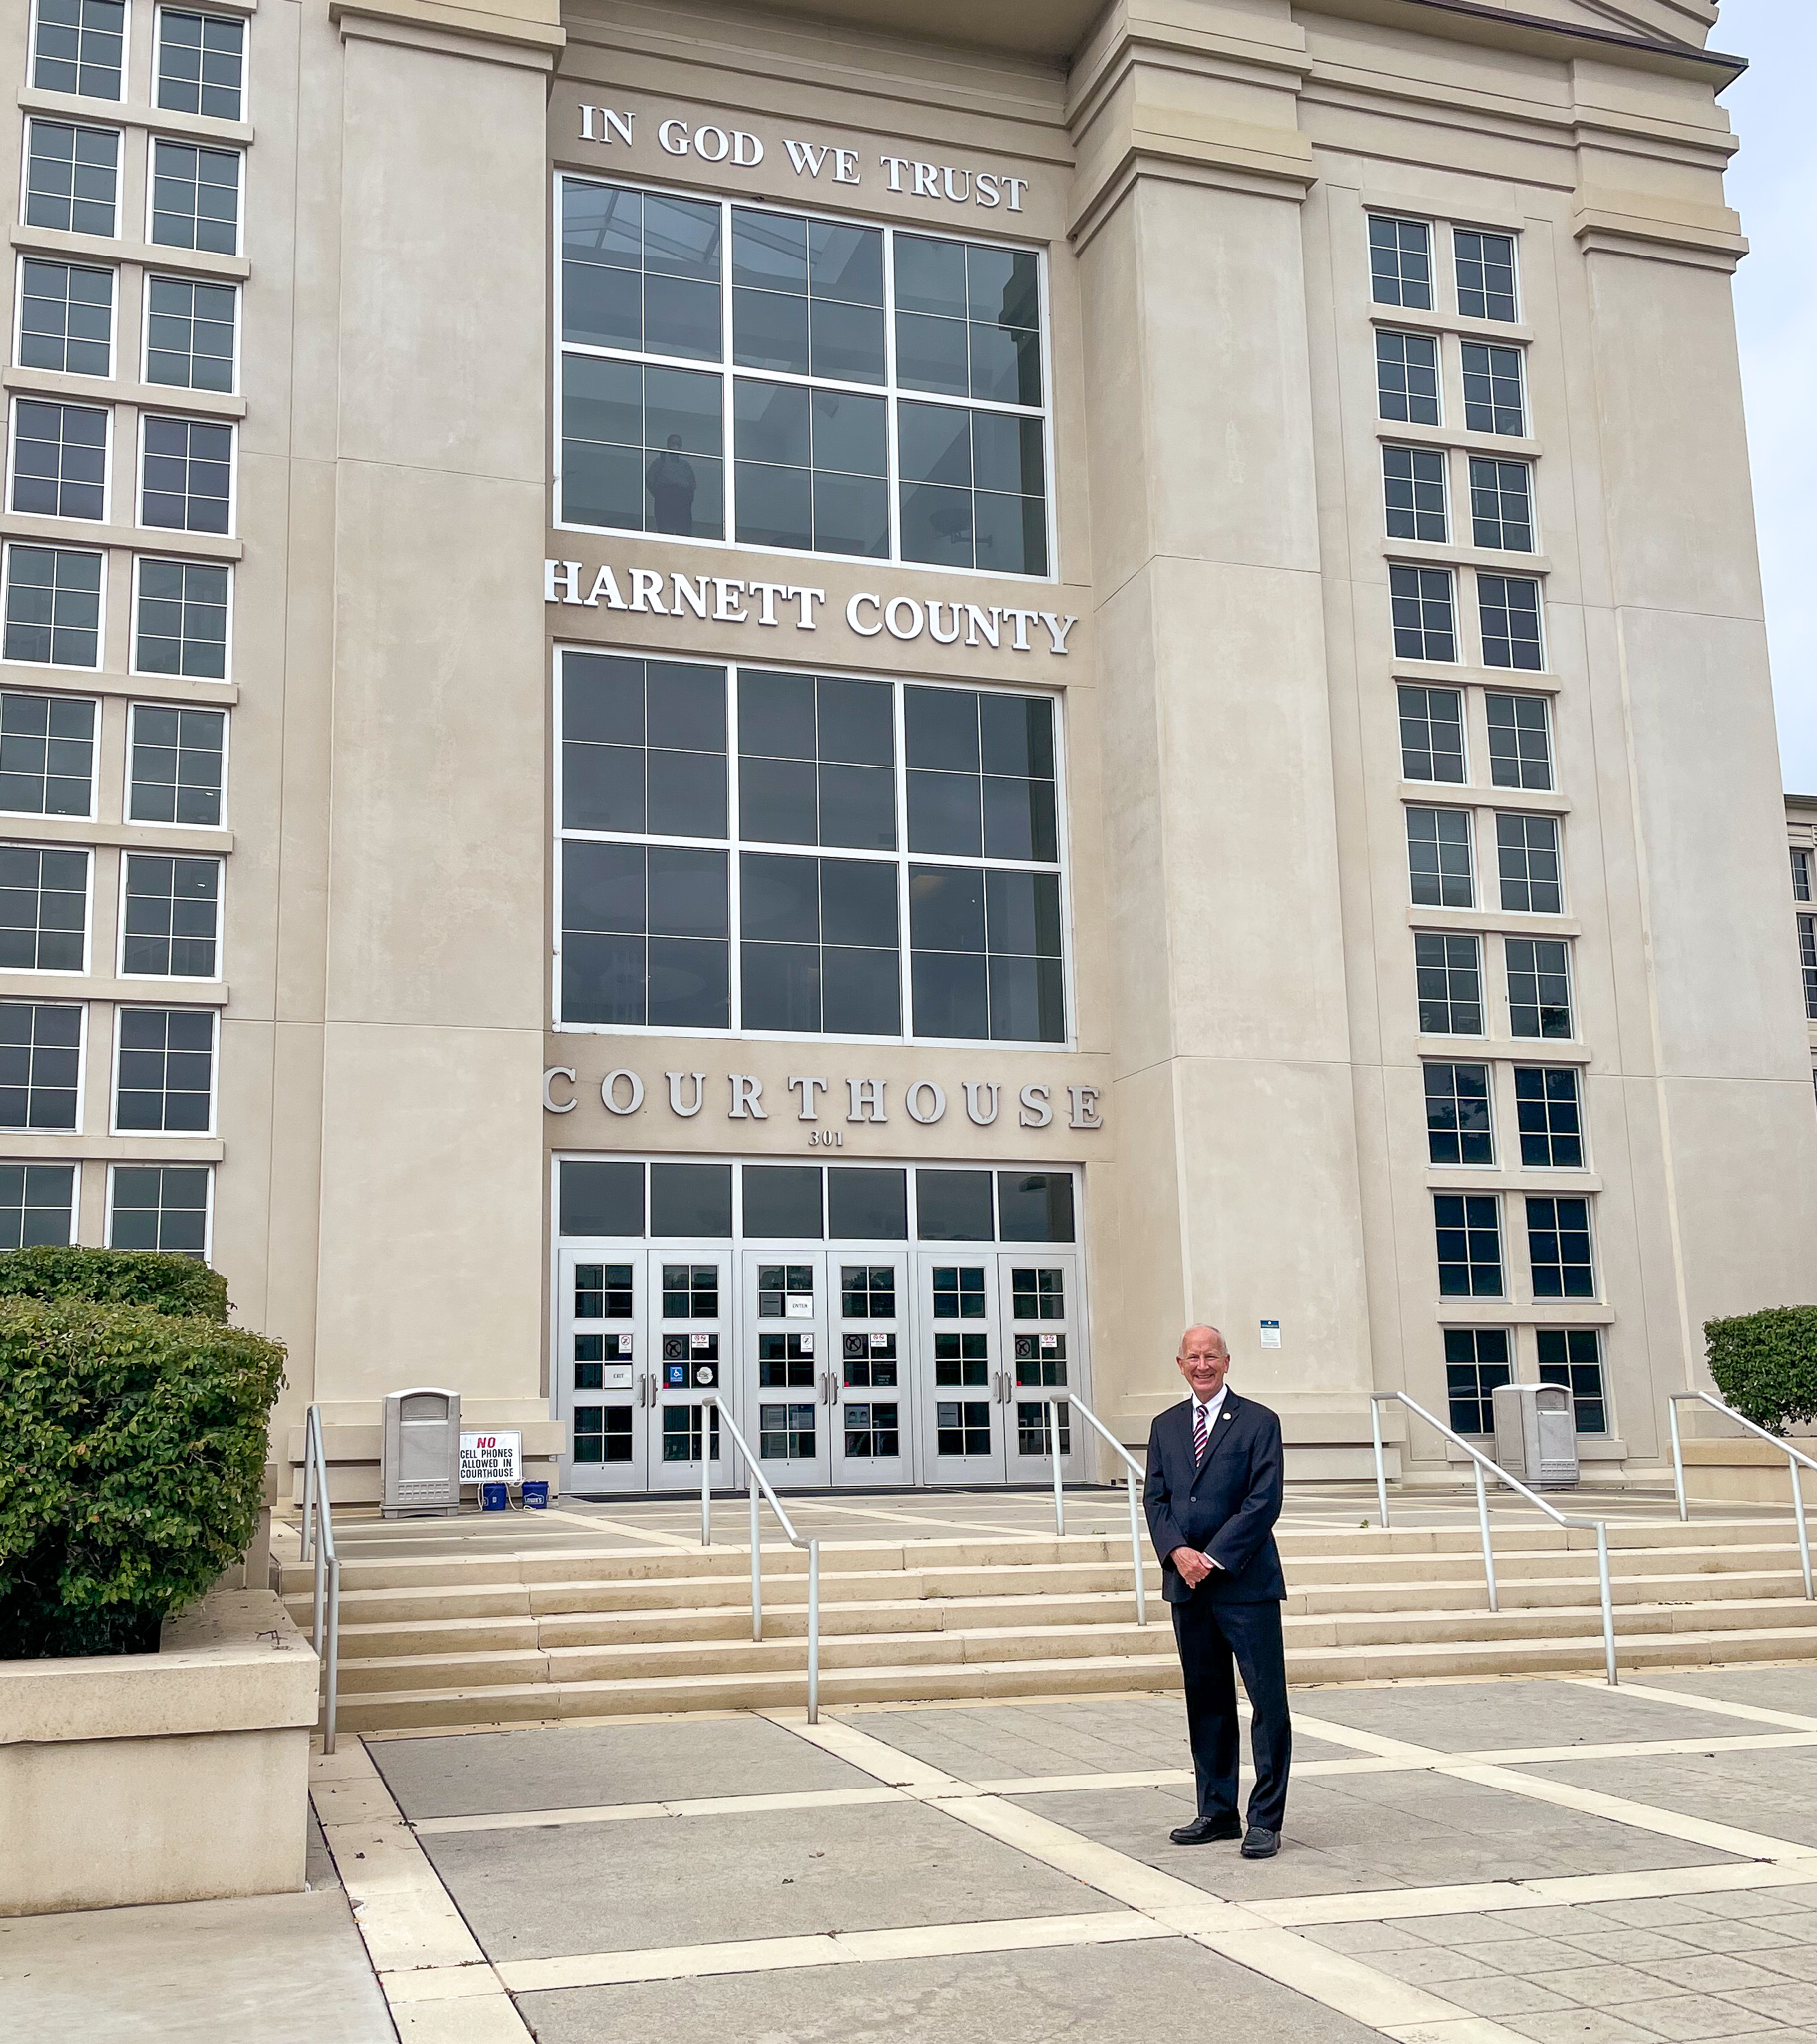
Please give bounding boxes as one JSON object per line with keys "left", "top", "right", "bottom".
{"left": 1143, "top": 1390, "right": 1292, "bottom": 1832}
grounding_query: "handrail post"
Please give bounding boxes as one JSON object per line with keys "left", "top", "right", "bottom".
{"left": 750, "top": 1480, "right": 762, "bottom": 1641}
{"left": 1050, "top": 1400, "right": 1066, "bottom": 1537}
{"left": 301, "top": 1418, "right": 316, "bottom": 1567}
{"left": 700, "top": 1399, "right": 712, "bottom": 1548}
{"left": 309, "top": 1424, "right": 325, "bottom": 1654}
{"left": 323, "top": 1552, "right": 340, "bottom": 1753}
{"left": 1126, "top": 1467, "right": 1147, "bottom": 1626}
{"left": 1792, "top": 1450, "right": 1814, "bottom": 1602}
{"left": 1474, "top": 1457, "right": 1498, "bottom": 1612}
{"left": 806, "top": 1538, "right": 820, "bottom": 1725}
{"left": 1669, "top": 1396, "right": 1688, "bottom": 1523}
{"left": 1595, "top": 1522, "right": 1616, "bottom": 1687}
{"left": 1371, "top": 1395, "right": 1391, "bottom": 1531}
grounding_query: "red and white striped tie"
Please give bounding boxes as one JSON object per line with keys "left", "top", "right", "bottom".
{"left": 1193, "top": 1402, "right": 1208, "bottom": 1466}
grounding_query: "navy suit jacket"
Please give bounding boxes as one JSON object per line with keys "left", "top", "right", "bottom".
{"left": 1143, "top": 1390, "right": 1287, "bottom": 1605}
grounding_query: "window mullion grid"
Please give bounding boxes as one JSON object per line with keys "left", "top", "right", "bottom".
{"left": 891, "top": 668, "right": 910, "bottom": 1038}
{"left": 882, "top": 223, "right": 901, "bottom": 566}
{"left": 718, "top": 194, "right": 736, "bottom": 551}
{"left": 725, "top": 659, "right": 742, "bottom": 1033}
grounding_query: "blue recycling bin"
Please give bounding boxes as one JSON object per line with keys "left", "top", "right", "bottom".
{"left": 480, "top": 1482, "right": 508, "bottom": 1511}
{"left": 521, "top": 1480, "right": 549, "bottom": 1510}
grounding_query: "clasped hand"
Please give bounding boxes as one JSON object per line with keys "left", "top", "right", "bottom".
{"left": 1170, "top": 1546, "right": 1218, "bottom": 1587}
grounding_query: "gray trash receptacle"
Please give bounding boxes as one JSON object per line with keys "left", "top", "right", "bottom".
{"left": 382, "top": 1386, "right": 461, "bottom": 1518}
{"left": 1492, "top": 1381, "right": 1580, "bottom": 1489}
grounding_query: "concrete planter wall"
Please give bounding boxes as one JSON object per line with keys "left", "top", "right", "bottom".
{"left": 1681, "top": 1436, "right": 1817, "bottom": 1507}
{"left": 0, "top": 1587, "right": 318, "bottom": 1916}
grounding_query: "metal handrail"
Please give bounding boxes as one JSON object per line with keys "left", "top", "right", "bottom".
{"left": 298, "top": 1405, "right": 342, "bottom": 1754}
{"left": 1668, "top": 1391, "right": 1815, "bottom": 1600}
{"left": 1371, "top": 1390, "right": 1618, "bottom": 1685}
{"left": 1031, "top": 1392, "right": 1147, "bottom": 1626}
{"left": 698, "top": 1395, "right": 821, "bottom": 1723}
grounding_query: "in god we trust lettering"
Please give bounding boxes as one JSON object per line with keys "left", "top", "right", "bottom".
{"left": 577, "top": 105, "right": 1029, "bottom": 214}
{"left": 546, "top": 561, "right": 1077, "bottom": 657}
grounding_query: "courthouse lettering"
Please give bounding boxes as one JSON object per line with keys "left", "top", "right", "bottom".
{"left": 544, "top": 1067, "right": 1105, "bottom": 1133}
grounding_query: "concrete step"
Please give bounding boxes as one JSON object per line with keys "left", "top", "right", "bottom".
{"left": 329, "top": 1621, "right": 1817, "bottom": 1733}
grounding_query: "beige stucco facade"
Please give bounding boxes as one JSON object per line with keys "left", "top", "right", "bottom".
{"left": 1, "top": 0, "right": 1811, "bottom": 1495}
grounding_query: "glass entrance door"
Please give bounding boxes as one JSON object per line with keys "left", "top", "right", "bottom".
{"left": 651, "top": 1249, "right": 731, "bottom": 1492}
{"left": 1002, "top": 1250, "right": 1084, "bottom": 1482}
{"left": 740, "top": 1252, "right": 832, "bottom": 1489}
{"left": 557, "top": 1247, "right": 646, "bottom": 1493}
{"left": 832, "top": 1250, "right": 911, "bottom": 1486}
{"left": 914, "top": 1251, "right": 1008, "bottom": 1484}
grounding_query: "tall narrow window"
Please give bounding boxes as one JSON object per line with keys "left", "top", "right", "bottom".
{"left": 1455, "top": 229, "right": 1518, "bottom": 322}
{"left": 0, "top": 845, "right": 88, "bottom": 971}
{"left": 1791, "top": 847, "right": 1812, "bottom": 902}
{"left": 1424, "top": 1062, "right": 1493, "bottom": 1165}
{"left": 145, "top": 278, "right": 237, "bottom": 393}
{"left": 1383, "top": 446, "right": 1448, "bottom": 543}
{"left": 141, "top": 417, "right": 233, "bottom": 533}
{"left": 10, "top": 400, "right": 108, "bottom": 521}
{"left": 1434, "top": 1193, "right": 1503, "bottom": 1296}
{"left": 1415, "top": 932, "right": 1482, "bottom": 1035}
{"left": 18, "top": 260, "right": 114, "bottom": 378}
{"left": 1486, "top": 692, "right": 1552, "bottom": 789}
{"left": 1370, "top": 216, "right": 1432, "bottom": 308}
{"left": 120, "top": 854, "right": 221, "bottom": 977}
{"left": 1445, "top": 1328, "right": 1511, "bottom": 1433}
{"left": 1397, "top": 685, "right": 1465, "bottom": 783}
{"left": 155, "top": 9, "right": 246, "bottom": 121}
{"left": 1527, "top": 1195, "right": 1594, "bottom": 1298}
{"left": 133, "top": 559, "right": 229, "bottom": 679}
{"left": 0, "top": 693, "right": 94, "bottom": 817}
{"left": 24, "top": 121, "right": 119, "bottom": 239}
{"left": 1496, "top": 813, "right": 1562, "bottom": 915}
{"left": 1801, "top": 916, "right": 1817, "bottom": 1023}
{"left": 1514, "top": 1066, "right": 1583, "bottom": 1168}
{"left": 114, "top": 1006, "right": 215, "bottom": 1133}
{"left": 1376, "top": 331, "right": 1440, "bottom": 425}
{"left": 1461, "top": 342, "right": 1525, "bottom": 436}
{"left": 1406, "top": 807, "right": 1474, "bottom": 908}
{"left": 1506, "top": 936, "right": 1572, "bottom": 1039}
{"left": 1469, "top": 458, "right": 1534, "bottom": 553}
{"left": 2, "top": 545, "right": 103, "bottom": 669}
{"left": 1479, "top": 574, "right": 1544, "bottom": 671}
{"left": 127, "top": 704, "right": 227, "bottom": 824}
{"left": 149, "top": 140, "right": 241, "bottom": 256}
{"left": 32, "top": 0, "right": 126, "bottom": 99}
{"left": 1537, "top": 1328, "right": 1607, "bottom": 1433}
{"left": 1390, "top": 565, "right": 1457, "bottom": 663}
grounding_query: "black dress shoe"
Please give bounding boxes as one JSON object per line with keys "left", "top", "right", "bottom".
{"left": 1241, "top": 1825, "right": 1281, "bottom": 1858}
{"left": 1169, "top": 1813, "right": 1242, "bottom": 1845}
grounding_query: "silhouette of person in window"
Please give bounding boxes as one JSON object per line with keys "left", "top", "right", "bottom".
{"left": 646, "top": 433, "right": 697, "bottom": 536}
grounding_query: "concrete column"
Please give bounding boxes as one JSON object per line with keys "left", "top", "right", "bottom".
{"left": 1070, "top": 1, "right": 1373, "bottom": 1431}
{"left": 310, "top": 0, "right": 562, "bottom": 1413}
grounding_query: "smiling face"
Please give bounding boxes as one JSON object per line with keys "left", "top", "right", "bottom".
{"left": 1176, "top": 1325, "right": 1230, "bottom": 1403}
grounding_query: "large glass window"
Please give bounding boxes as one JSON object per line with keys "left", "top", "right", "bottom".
{"left": 18, "top": 259, "right": 113, "bottom": 378}
{"left": 114, "top": 1005, "right": 214, "bottom": 1132}
{"left": 1369, "top": 216, "right": 1432, "bottom": 308}
{"left": 558, "top": 179, "right": 1049, "bottom": 574}
{"left": 1434, "top": 1192, "right": 1502, "bottom": 1297}
{"left": 1506, "top": 936, "right": 1572, "bottom": 1039}
{"left": 149, "top": 140, "right": 241, "bottom": 256}
{"left": 1406, "top": 806, "right": 1474, "bottom": 909}
{"left": 133, "top": 559, "right": 229, "bottom": 678}
{"left": 120, "top": 853, "right": 220, "bottom": 977}
{"left": 557, "top": 655, "right": 1064, "bottom": 1041}
{"left": 127, "top": 703, "right": 226, "bottom": 824}
{"left": 1445, "top": 1327, "right": 1511, "bottom": 1433}
{"left": 1415, "top": 931, "right": 1482, "bottom": 1036}
{"left": 1376, "top": 330, "right": 1439, "bottom": 425}
{"left": 145, "top": 277, "right": 236, "bottom": 392}
{"left": 1397, "top": 684, "right": 1465, "bottom": 783}
{"left": 1424, "top": 1062, "right": 1492, "bottom": 1165}
{"left": 1461, "top": 343, "right": 1525, "bottom": 436}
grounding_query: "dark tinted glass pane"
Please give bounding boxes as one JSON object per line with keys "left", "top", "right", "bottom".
{"left": 906, "top": 771, "right": 981, "bottom": 856}
{"left": 998, "top": 1171, "right": 1075, "bottom": 1243}
{"left": 649, "top": 936, "right": 729, "bottom": 1028}
{"left": 646, "top": 748, "right": 726, "bottom": 839}
{"left": 895, "top": 236, "right": 967, "bottom": 317}
{"left": 741, "top": 852, "right": 819, "bottom": 942}
{"left": 648, "top": 846, "right": 728, "bottom": 937}
{"left": 559, "top": 1160, "right": 643, "bottom": 1238}
{"left": 822, "top": 941, "right": 900, "bottom": 1035}
{"left": 743, "top": 1164, "right": 823, "bottom": 1238}
{"left": 987, "top": 870, "right": 1062, "bottom": 957}
{"left": 910, "top": 864, "right": 984, "bottom": 951}
{"left": 828, "top": 1166, "right": 908, "bottom": 1240}
{"left": 741, "top": 939, "right": 819, "bottom": 1030}
{"left": 820, "top": 859, "right": 896, "bottom": 948}
{"left": 911, "top": 950, "right": 987, "bottom": 1038}
{"left": 650, "top": 1163, "right": 731, "bottom": 1238}
{"left": 818, "top": 763, "right": 895, "bottom": 851}
{"left": 989, "top": 954, "right": 1065, "bottom": 1041}
{"left": 916, "top": 1168, "right": 993, "bottom": 1241}
{"left": 740, "top": 669, "right": 816, "bottom": 759}
{"left": 979, "top": 694, "right": 1054, "bottom": 778}
{"left": 898, "top": 404, "right": 972, "bottom": 490}
{"left": 739, "top": 754, "right": 818, "bottom": 844}
{"left": 905, "top": 686, "right": 979, "bottom": 770}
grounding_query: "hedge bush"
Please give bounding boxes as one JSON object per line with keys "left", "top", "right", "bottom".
{"left": 1705, "top": 1306, "right": 1817, "bottom": 1436}
{"left": 0, "top": 1298, "right": 284, "bottom": 1658}
{"left": 0, "top": 1245, "right": 229, "bottom": 1322}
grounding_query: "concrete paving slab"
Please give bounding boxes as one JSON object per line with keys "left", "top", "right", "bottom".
{"left": 1517, "top": 1751, "right": 1817, "bottom": 1850}
{"left": 1635, "top": 1670, "right": 1817, "bottom": 1721}
{"left": 0, "top": 1889, "right": 396, "bottom": 2042}
{"left": 1005, "top": 1769, "right": 1738, "bottom": 1903}
{"left": 423, "top": 1797, "right": 1110, "bottom": 1962}
{"left": 1291, "top": 1681, "right": 1761, "bottom": 1752}
{"left": 369, "top": 1716, "right": 874, "bottom": 1818}
{"left": 514, "top": 1929, "right": 1393, "bottom": 2044}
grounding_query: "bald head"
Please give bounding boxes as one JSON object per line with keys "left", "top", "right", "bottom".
{"left": 1176, "top": 1325, "right": 1230, "bottom": 1400}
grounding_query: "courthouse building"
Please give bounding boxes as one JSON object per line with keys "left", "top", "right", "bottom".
{"left": 0, "top": 0, "right": 1812, "bottom": 1498}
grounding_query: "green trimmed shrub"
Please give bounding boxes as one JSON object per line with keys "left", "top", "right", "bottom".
{"left": 0, "top": 1299, "right": 284, "bottom": 1658}
{"left": 1704, "top": 1307, "right": 1817, "bottom": 1436}
{"left": 0, "top": 1245, "right": 229, "bottom": 1322}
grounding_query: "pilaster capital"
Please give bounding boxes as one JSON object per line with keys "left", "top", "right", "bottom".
{"left": 1571, "top": 190, "right": 1747, "bottom": 273}
{"left": 328, "top": 0, "right": 564, "bottom": 67}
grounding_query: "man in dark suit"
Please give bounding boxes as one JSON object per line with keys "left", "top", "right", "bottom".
{"left": 1143, "top": 1324, "right": 1291, "bottom": 1858}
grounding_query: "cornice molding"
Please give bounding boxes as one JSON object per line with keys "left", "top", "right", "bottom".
{"left": 328, "top": 0, "right": 565, "bottom": 64}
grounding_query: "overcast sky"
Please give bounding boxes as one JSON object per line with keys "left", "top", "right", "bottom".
{"left": 1721, "top": 0, "right": 1817, "bottom": 792}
